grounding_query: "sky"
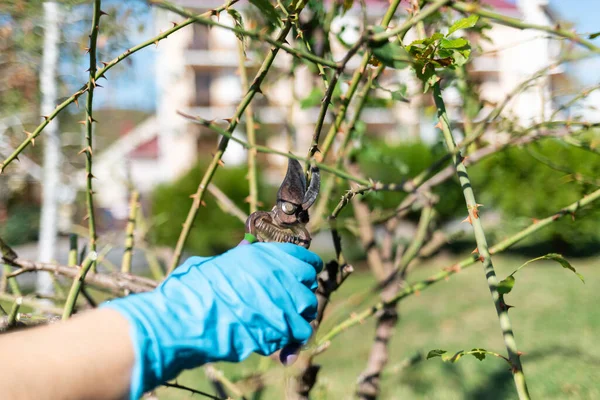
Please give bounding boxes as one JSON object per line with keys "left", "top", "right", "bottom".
{"left": 548, "top": 0, "right": 600, "bottom": 85}
{"left": 93, "top": 0, "right": 600, "bottom": 112}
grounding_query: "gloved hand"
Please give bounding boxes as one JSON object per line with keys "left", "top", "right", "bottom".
{"left": 101, "top": 242, "right": 323, "bottom": 400}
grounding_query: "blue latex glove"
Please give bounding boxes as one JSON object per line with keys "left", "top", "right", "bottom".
{"left": 101, "top": 242, "right": 322, "bottom": 400}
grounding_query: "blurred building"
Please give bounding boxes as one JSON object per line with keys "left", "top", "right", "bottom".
{"left": 93, "top": 0, "right": 566, "bottom": 220}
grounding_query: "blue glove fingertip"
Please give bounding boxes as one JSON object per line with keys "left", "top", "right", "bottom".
{"left": 257, "top": 242, "right": 323, "bottom": 273}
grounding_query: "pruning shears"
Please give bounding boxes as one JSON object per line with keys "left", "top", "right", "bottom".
{"left": 238, "top": 157, "right": 320, "bottom": 365}
{"left": 240, "top": 158, "right": 320, "bottom": 248}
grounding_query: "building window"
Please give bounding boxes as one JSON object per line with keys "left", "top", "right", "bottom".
{"left": 191, "top": 24, "right": 209, "bottom": 50}
{"left": 195, "top": 71, "right": 211, "bottom": 106}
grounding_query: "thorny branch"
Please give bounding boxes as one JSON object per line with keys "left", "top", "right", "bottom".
{"left": 3, "top": 257, "right": 157, "bottom": 294}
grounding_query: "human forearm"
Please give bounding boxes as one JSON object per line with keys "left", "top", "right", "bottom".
{"left": 0, "top": 308, "right": 134, "bottom": 400}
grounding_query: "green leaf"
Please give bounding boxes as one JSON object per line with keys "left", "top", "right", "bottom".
{"left": 370, "top": 41, "right": 410, "bottom": 69}
{"left": 511, "top": 253, "right": 585, "bottom": 284}
{"left": 450, "top": 47, "right": 471, "bottom": 67}
{"left": 447, "top": 15, "right": 479, "bottom": 36}
{"left": 440, "top": 37, "right": 468, "bottom": 49}
{"left": 227, "top": 9, "right": 245, "bottom": 45}
{"left": 445, "top": 350, "right": 465, "bottom": 363}
{"left": 542, "top": 253, "right": 585, "bottom": 283}
{"left": 391, "top": 88, "right": 408, "bottom": 102}
{"left": 470, "top": 348, "right": 487, "bottom": 361}
{"left": 300, "top": 88, "right": 323, "bottom": 109}
{"left": 249, "top": 0, "right": 280, "bottom": 26}
{"left": 589, "top": 32, "right": 600, "bottom": 39}
{"left": 497, "top": 275, "right": 515, "bottom": 295}
{"left": 426, "top": 349, "right": 447, "bottom": 359}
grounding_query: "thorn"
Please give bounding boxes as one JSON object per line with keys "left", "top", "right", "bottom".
{"left": 42, "top": 115, "right": 49, "bottom": 121}
{"left": 24, "top": 131, "right": 35, "bottom": 146}
{"left": 461, "top": 155, "right": 469, "bottom": 165}
{"left": 434, "top": 121, "right": 442, "bottom": 129}
{"left": 74, "top": 97, "right": 79, "bottom": 108}
{"left": 87, "top": 173, "right": 96, "bottom": 179}
{"left": 101, "top": 61, "right": 109, "bottom": 67}
{"left": 91, "top": 78, "right": 96, "bottom": 88}
{"left": 469, "top": 204, "right": 483, "bottom": 219}
{"left": 461, "top": 215, "right": 472, "bottom": 225}
{"left": 255, "top": 86, "right": 263, "bottom": 95}
{"left": 531, "top": 218, "right": 539, "bottom": 224}
{"left": 477, "top": 255, "right": 485, "bottom": 263}
{"left": 99, "top": 10, "right": 109, "bottom": 16}
{"left": 189, "top": 193, "right": 198, "bottom": 200}
{"left": 223, "top": 118, "right": 233, "bottom": 124}
{"left": 471, "top": 247, "right": 479, "bottom": 255}
{"left": 200, "top": 200, "right": 207, "bottom": 207}
{"left": 171, "top": 21, "right": 178, "bottom": 28}
{"left": 83, "top": 47, "right": 90, "bottom": 54}
{"left": 95, "top": 83, "right": 103, "bottom": 88}
{"left": 217, "top": 159, "right": 225, "bottom": 167}
{"left": 83, "top": 213, "right": 90, "bottom": 221}
{"left": 154, "top": 40, "right": 159, "bottom": 47}
{"left": 444, "top": 264, "right": 461, "bottom": 273}
{"left": 77, "top": 120, "right": 87, "bottom": 125}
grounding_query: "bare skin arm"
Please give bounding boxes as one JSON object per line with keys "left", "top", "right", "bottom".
{"left": 0, "top": 309, "right": 134, "bottom": 400}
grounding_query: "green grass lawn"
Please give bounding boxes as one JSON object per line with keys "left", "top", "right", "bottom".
{"left": 156, "top": 254, "right": 600, "bottom": 400}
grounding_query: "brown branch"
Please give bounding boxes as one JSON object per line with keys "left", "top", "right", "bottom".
{"left": 4, "top": 258, "right": 157, "bottom": 294}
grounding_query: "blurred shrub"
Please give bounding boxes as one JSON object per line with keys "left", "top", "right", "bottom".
{"left": 340, "top": 138, "right": 600, "bottom": 253}
{"left": 150, "top": 158, "right": 274, "bottom": 256}
{"left": 469, "top": 139, "right": 600, "bottom": 252}
{"left": 1, "top": 205, "right": 39, "bottom": 245}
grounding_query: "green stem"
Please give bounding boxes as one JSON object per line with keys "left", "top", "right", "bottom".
{"left": 68, "top": 234, "right": 78, "bottom": 267}
{"left": 121, "top": 191, "right": 139, "bottom": 274}
{"left": 433, "top": 81, "right": 529, "bottom": 398}
{"left": 62, "top": 252, "right": 98, "bottom": 320}
{"left": 7, "top": 297, "right": 21, "bottom": 328}
{"left": 84, "top": 0, "right": 102, "bottom": 273}
{"left": 167, "top": 4, "right": 307, "bottom": 274}
{"left": 398, "top": 204, "right": 434, "bottom": 274}
{"left": 3, "top": 264, "right": 21, "bottom": 296}
{"left": 237, "top": 40, "right": 258, "bottom": 215}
